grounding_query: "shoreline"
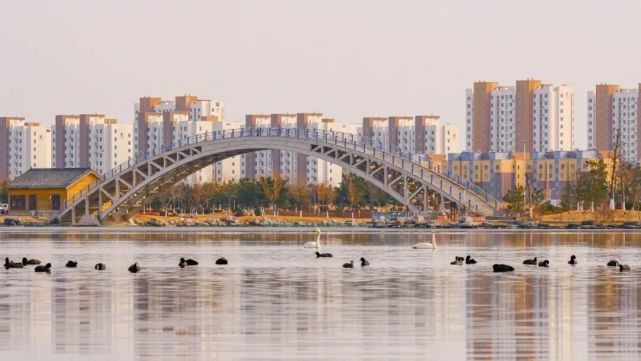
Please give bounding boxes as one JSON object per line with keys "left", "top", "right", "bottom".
{"left": 1, "top": 226, "right": 641, "bottom": 234}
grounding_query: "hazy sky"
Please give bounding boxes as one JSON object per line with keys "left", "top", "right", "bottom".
{"left": 2, "top": 0, "right": 641, "bottom": 149}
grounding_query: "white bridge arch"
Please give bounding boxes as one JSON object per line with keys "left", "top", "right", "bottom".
{"left": 57, "top": 128, "right": 502, "bottom": 225}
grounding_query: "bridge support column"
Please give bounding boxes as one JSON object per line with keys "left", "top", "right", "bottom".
{"left": 71, "top": 207, "right": 76, "bottom": 226}
{"left": 423, "top": 187, "right": 428, "bottom": 212}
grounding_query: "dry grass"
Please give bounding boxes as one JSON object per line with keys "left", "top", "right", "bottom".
{"left": 539, "top": 209, "right": 641, "bottom": 224}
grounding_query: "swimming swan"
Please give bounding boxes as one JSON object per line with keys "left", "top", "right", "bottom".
{"left": 304, "top": 228, "right": 322, "bottom": 248}
{"left": 413, "top": 232, "right": 437, "bottom": 249}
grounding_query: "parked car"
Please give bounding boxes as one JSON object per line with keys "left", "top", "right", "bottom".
{"left": 0, "top": 203, "right": 8, "bottom": 215}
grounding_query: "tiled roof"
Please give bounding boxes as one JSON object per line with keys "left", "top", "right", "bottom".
{"left": 9, "top": 168, "right": 98, "bottom": 189}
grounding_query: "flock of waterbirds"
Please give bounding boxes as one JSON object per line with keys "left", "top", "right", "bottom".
{"left": 1, "top": 228, "right": 634, "bottom": 274}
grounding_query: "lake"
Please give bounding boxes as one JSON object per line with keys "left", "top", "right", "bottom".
{"left": 1, "top": 229, "right": 641, "bottom": 360}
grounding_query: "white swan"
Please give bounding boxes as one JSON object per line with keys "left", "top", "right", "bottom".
{"left": 304, "top": 228, "right": 321, "bottom": 248}
{"left": 413, "top": 232, "right": 437, "bottom": 249}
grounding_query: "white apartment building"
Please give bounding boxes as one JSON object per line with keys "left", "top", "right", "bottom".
{"left": 52, "top": 114, "right": 132, "bottom": 175}
{"left": 533, "top": 84, "right": 574, "bottom": 152}
{"left": 306, "top": 119, "right": 359, "bottom": 186}
{"left": 213, "top": 121, "right": 243, "bottom": 183}
{"left": 490, "top": 86, "right": 516, "bottom": 153}
{"left": 0, "top": 117, "right": 51, "bottom": 180}
{"left": 88, "top": 119, "right": 133, "bottom": 175}
{"left": 362, "top": 115, "right": 459, "bottom": 156}
{"left": 134, "top": 96, "right": 223, "bottom": 184}
{"left": 588, "top": 87, "right": 639, "bottom": 162}
{"left": 466, "top": 80, "right": 575, "bottom": 153}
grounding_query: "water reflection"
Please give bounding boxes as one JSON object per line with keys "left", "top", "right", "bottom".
{"left": 1, "top": 231, "right": 641, "bottom": 359}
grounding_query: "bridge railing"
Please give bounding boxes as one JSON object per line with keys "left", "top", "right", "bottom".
{"left": 60, "top": 127, "right": 501, "bottom": 213}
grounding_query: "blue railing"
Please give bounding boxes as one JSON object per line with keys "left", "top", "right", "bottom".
{"left": 61, "top": 127, "right": 501, "bottom": 212}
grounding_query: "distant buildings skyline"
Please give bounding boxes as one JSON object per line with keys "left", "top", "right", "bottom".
{"left": 2, "top": 81, "right": 641, "bottom": 186}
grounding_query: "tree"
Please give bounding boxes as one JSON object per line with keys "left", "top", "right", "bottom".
{"left": 345, "top": 174, "right": 363, "bottom": 219}
{"left": 0, "top": 180, "right": 7, "bottom": 204}
{"left": 578, "top": 159, "right": 609, "bottom": 211}
{"left": 259, "top": 176, "right": 286, "bottom": 215}
{"left": 316, "top": 184, "right": 337, "bottom": 216}
{"left": 503, "top": 186, "right": 525, "bottom": 217}
{"left": 289, "top": 183, "right": 311, "bottom": 217}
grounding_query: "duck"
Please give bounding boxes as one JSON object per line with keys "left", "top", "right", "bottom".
{"left": 523, "top": 257, "right": 537, "bottom": 265}
{"left": 568, "top": 255, "right": 577, "bottom": 265}
{"left": 607, "top": 260, "right": 619, "bottom": 267}
{"left": 465, "top": 255, "right": 477, "bottom": 264}
{"left": 342, "top": 260, "right": 354, "bottom": 268}
{"left": 65, "top": 260, "right": 78, "bottom": 268}
{"left": 413, "top": 232, "right": 437, "bottom": 249}
{"left": 315, "top": 251, "right": 333, "bottom": 258}
{"left": 128, "top": 263, "right": 141, "bottom": 273}
{"left": 493, "top": 264, "right": 515, "bottom": 272}
{"left": 94, "top": 263, "right": 107, "bottom": 270}
{"left": 35, "top": 263, "right": 51, "bottom": 273}
{"left": 22, "top": 257, "right": 41, "bottom": 265}
{"left": 450, "top": 256, "right": 464, "bottom": 265}
{"left": 179, "top": 257, "right": 197, "bottom": 268}
{"left": 5, "top": 257, "right": 24, "bottom": 269}
{"left": 304, "top": 228, "right": 322, "bottom": 248}
{"left": 360, "top": 257, "right": 370, "bottom": 267}
{"left": 538, "top": 259, "right": 550, "bottom": 267}
{"left": 619, "top": 264, "right": 630, "bottom": 272}
{"left": 215, "top": 257, "right": 228, "bottom": 265}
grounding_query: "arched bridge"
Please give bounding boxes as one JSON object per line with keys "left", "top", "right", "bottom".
{"left": 57, "top": 128, "right": 502, "bottom": 225}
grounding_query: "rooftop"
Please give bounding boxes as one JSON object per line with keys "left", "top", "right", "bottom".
{"left": 9, "top": 168, "right": 99, "bottom": 189}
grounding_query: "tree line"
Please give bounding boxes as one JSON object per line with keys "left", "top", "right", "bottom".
{"left": 147, "top": 174, "right": 397, "bottom": 216}
{"left": 503, "top": 158, "right": 641, "bottom": 217}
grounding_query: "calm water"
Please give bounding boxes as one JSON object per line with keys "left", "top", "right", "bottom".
{"left": 1, "top": 230, "right": 641, "bottom": 360}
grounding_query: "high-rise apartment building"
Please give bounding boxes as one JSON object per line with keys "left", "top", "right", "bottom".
{"left": 133, "top": 95, "right": 223, "bottom": 184}
{"left": 213, "top": 120, "right": 243, "bottom": 183}
{"left": 466, "top": 80, "right": 574, "bottom": 153}
{"left": 360, "top": 115, "right": 458, "bottom": 156}
{"left": 52, "top": 114, "right": 132, "bottom": 175}
{"left": 0, "top": 117, "right": 51, "bottom": 181}
{"left": 587, "top": 84, "right": 641, "bottom": 162}
{"left": 242, "top": 113, "right": 357, "bottom": 186}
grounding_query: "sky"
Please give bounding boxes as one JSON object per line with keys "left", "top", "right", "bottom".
{"left": 2, "top": 0, "right": 641, "bottom": 150}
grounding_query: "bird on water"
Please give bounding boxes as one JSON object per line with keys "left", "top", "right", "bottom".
{"left": 465, "top": 255, "right": 477, "bottom": 264}
{"left": 413, "top": 232, "right": 437, "bottom": 249}
{"left": 215, "top": 257, "right": 228, "bottom": 265}
{"left": 493, "top": 264, "right": 515, "bottom": 272}
{"left": 128, "top": 263, "right": 141, "bottom": 273}
{"left": 568, "top": 255, "right": 577, "bottom": 265}
{"left": 607, "top": 260, "right": 619, "bottom": 267}
{"left": 4, "top": 258, "right": 24, "bottom": 269}
{"left": 538, "top": 260, "right": 550, "bottom": 268}
{"left": 360, "top": 257, "right": 370, "bottom": 267}
{"left": 523, "top": 257, "right": 537, "bottom": 265}
{"left": 343, "top": 260, "right": 354, "bottom": 268}
{"left": 22, "top": 257, "right": 41, "bottom": 265}
{"left": 35, "top": 263, "right": 51, "bottom": 273}
{"left": 95, "top": 263, "right": 107, "bottom": 270}
{"left": 316, "top": 251, "right": 333, "bottom": 258}
{"left": 304, "top": 228, "right": 322, "bottom": 248}
{"left": 450, "top": 256, "right": 464, "bottom": 265}
{"left": 619, "top": 264, "right": 630, "bottom": 272}
{"left": 65, "top": 260, "right": 78, "bottom": 268}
